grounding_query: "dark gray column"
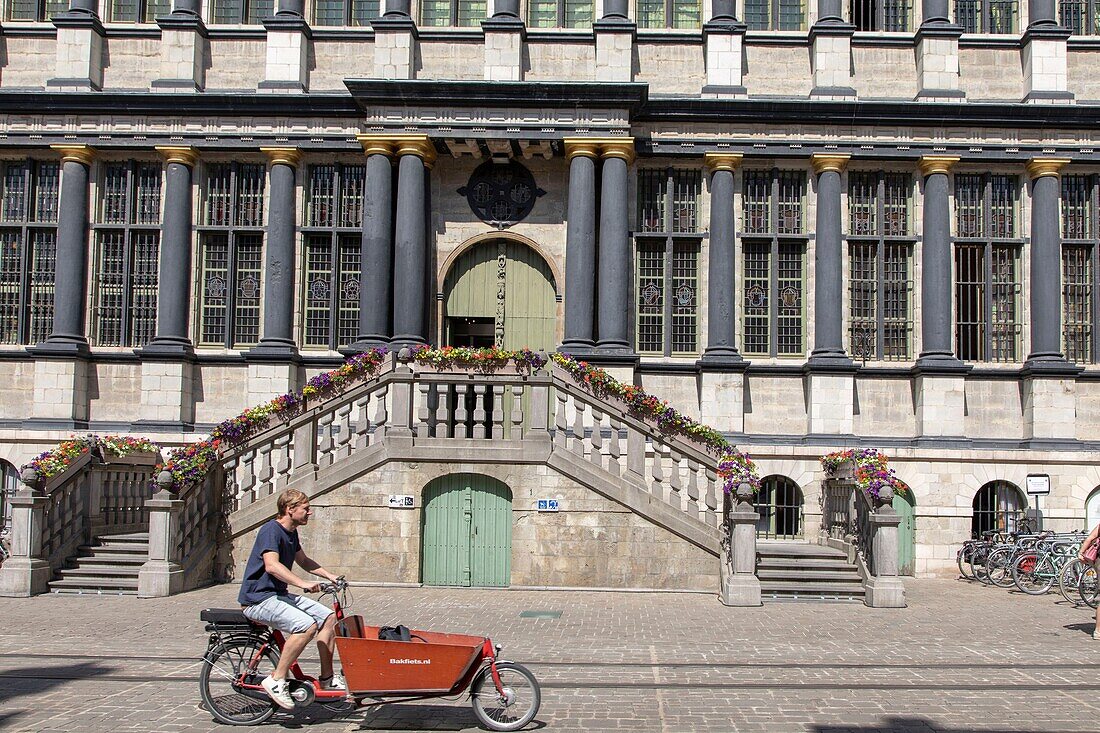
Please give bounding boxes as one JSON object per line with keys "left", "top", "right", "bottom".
{"left": 561, "top": 141, "right": 598, "bottom": 352}
{"left": 142, "top": 147, "right": 198, "bottom": 358}
{"left": 808, "top": 154, "right": 851, "bottom": 368}
{"left": 248, "top": 148, "right": 300, "bottom": 359}
{"left": 916, "top": 156, "right": 966, "bottom": 370}
{"left": 817, "top": 0, "right": 843, "bottom": 21}
{"left": 1025, "top": 158, "right": 1072, "bottom": 367}
{"left": 277, "top": 0, "right": 304, "bottom": 14}
{"left": 171, "top": 0, "right": 200, "bottom": 12}
{"left": 391, "top": 139, "right": 435, "bottom": 348}
{"left": 702, "top": 154, "right": 743, "bottom": 364}
{"left": 37, "top": 146, "right": 94, "bottom": 356}
{"left": 348, "top": 139, "right": 394, "bottom": 353}
{"left": 1029, "top": 0, "right": 1057, "bottom": 24}
{"left": 921, "top": 0, "right": 951, "bottom": 24}
{"left": 68, "top": 0, "right": 99, "bottom": 13}
{"left": 596, "top": 141, "right": 634, "bottom": 353}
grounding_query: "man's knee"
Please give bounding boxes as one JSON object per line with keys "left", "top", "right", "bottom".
{"left": 289, "top": 621, "right": 319, "bottom": 639}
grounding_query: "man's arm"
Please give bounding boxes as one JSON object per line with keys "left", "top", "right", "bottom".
{"left": 262, "top": 550, "right": 322, "bottom": 593}
{"left": 295, "top": 549, "right": 339, "bottom": 583}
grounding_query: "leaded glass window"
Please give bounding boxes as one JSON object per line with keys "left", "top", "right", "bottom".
{"left": 107, "top": 0, "right": 170, "bottom": 22}
{"left": 954, "top": 173, "right": 1022, "bottom": 363}
{"left": 852, "top": 0, "right": 913, "bottom": 30}
{"left": 954, "top": 0, "right": 1017, "bottom": 33}
{"left": 419, "top": 0, "right": 486, "bottom": 26}
{"left": 198, "top": 163, "right": 266, "bottom": 348}
{"left": 526, "top": 0, "right": 594, "bottom": 27}
{"left": 302, "top": 164, "right": 364, "bottom": 351}
{"left": 6, "top": 0, "right": 69, "bottom": 21}
{"left": 211, "top": 0, "right": 275, "bottom": 23}
{"left": 1060, "top": 0, "right": 1100, "bottom": 34}
{"left": 1061, "top": 174, "right": 1100, "bottom": 364}
{"left": 312, "top": 0, "right": 380, "bottom": 25}
{"left": 637, "top": 0, "right": 702, "bottom": 28}
{"left": 91, "top": 161, "right": 162, "bottom": 348}
{"left": 744, "top": 0, "right": 805, "bottom": 30}
{"left": 0, "top": 160, "right": 59, "bottom": 346}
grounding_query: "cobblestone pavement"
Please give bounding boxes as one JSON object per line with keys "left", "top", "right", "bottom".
{"left": 1, "top": 579, "right": 1098, "bottom": 732}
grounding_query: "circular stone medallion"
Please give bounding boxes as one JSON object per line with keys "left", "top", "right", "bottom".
{"left": 459, "top": 160, "right": 545, "bottom": 229}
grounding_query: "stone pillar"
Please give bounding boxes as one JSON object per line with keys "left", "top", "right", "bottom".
{"left": 1023, "top": 0, "right": 1072, "bottom": 103}
{"left": 138, "top": 472, "right": 184, "bottom": 598}
{"left": 349, "top": 136, "right": 396, "bottom": 353}
{"left": 261, "top": 0, "right": 312, "bottom": 92}
{"left": 561, "top": 140, "right": 600, "bottom": 353}
{"left": 483, "top": 0, "right": 524, "bottom": 82}
{"left": 915, "top": 0, "right": 963, "bottom": 101}
{"left": 153, "top": 0, "right": 207, "bottom": 92}
{"left": 0, "top": 470, "right": 51, "bottom": 597}
{"left": 596, "top": 139, "right": 635, "bottom": 355}
{"left": 594, "top": 0, "right": 635, "bottom": 82}
{"left": 702, "top": 0, "right": 747, "bottom": 98}
{"left": 809, "top": 0, "right": 855, "bottom": 99}
{"left": 720, "top": 483, "right": 761, "bottom": 606}
{"left": 372, "top": 0, "right": 418, "bottom": 80}
{"left": 391, "top": 137, "right": 436, "bottom": 348}
{"left": 808, "top": 153, "right": 852, "bottom": 369}
{"left": 865, "top": 489, "right": 906, "bottom": 608}
{"left": 49, "top": 0, "right": 106, "bottom": 91}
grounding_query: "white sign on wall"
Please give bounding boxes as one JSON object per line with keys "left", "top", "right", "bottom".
{"left": 388, "top": 495, "right": 416, "bottom": 508}
{"left": 1025, "top": 474, "right": 1051, "bottom": 496}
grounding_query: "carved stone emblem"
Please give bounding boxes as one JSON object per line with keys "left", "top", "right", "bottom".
{"left": 458, "top": 160, "right": 545, "bottom": 229}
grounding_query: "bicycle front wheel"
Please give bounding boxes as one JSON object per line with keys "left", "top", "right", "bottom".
{"left": 1081, "top": 565, "right": 1099, "bottom": 609}
{"left": 985, "top": 548, "right": 1016, "bottom": 588}
{"left": 199, "top": 638, "right": 279, "bottom": 726}
{"left": 470, "top": 662, "right": 541, "bottom": 732}
{"left": 1058, "top": 559, "right": 1089, "bottom": 604}
{"left": 1013, "top": 553, "right": 1054, "bottom": 595}
{"left": 958, "top": 545, "right": 976, "bottom": 580}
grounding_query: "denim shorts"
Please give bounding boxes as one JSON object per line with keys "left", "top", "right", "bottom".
{"left": 242, "top": 593, "right": 333, "bottom": 634}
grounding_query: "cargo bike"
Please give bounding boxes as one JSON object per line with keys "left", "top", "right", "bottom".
{"left": 198, "top": 578, "right": 541, "bottom": 731}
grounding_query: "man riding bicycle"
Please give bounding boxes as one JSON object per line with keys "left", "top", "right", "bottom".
{"left": 238, "top": 488, "right": 344, "bottom": 709}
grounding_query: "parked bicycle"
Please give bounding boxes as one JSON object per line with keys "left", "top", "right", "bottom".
{"left": 1010, "top": 532, "right": 1086, "bottom": 595}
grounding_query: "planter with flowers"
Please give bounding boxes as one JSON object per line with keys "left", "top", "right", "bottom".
{"left": 821, "top": 448, "right": 907, "bottom": 506}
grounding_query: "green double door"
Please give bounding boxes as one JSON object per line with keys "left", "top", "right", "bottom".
{"left": 421, "top": 474, "right": 512, "bottom": 587}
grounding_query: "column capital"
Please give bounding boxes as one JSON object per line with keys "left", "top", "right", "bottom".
{"left": 260, "top": 147, "right": 302, "bottom": 167}
{"left": 155, "top": 146, "right": 199, "bottom": 167}
{"left": 918, "top": 155, "right": 961, "bottom": 177}
{"left": 50, "top": 144, "right": 96, "bottom": 167}
{"left": 599, "top": 139, "right": 636, "bottom": 165}
{"left": 356, "top": 134, "right": 397, "bottom": 157}
{"left": 563, "top": 138, "right": 602, "bottom": 161}
{"left": 704, "top": 152, "right": 744, "bottom": 173}
{"left": 810, "top": 153, "right": 850, "bottom": 175}
{"left": 391, "top": 136, "right": 437, "bottom": 169}
{"left": 1026, "top": 157, "right": 1071, "bottom": 180}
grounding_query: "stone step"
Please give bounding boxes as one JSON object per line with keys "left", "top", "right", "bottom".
{"left": 96, "top": 532, "right": 149, "bottom": 543}
{"left": 49, "top": 587, "right": 139, "bottom": 596}
{"left": 757, "top": 557, "right": 854, "bottom": 571}
{"left": 760, "top": 578, "right": 866, "bottom": 594}
{"left": 757, "top": 569, "right": 862, "bottom": 582}
{"left": 48, "top": 577, "right": 140, "bottom": 591}
{"left": 79, "top": 542, "right": 149, "bottom": 555}
{"left": 58, "top": 566, "right": 141, "bottom": 578}
{"left": 757, "top": 542, "right": 848, "bottom": 559}
{"left": 74, "top": 555, "right": 148, "bottom": 567}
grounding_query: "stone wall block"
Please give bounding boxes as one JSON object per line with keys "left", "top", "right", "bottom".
{"left": 32, "top": 358, "right": 88, "bottom": 422}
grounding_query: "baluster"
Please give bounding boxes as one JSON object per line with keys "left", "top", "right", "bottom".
{"left": 435, "top": 384, "right": 452, "bottom": 438}
{"left": 491, "top": 384, "right": 505, "bottom": 439}
{"left": 472, "top": 384, "right": 488, "bottom": 439}
{"left": 669, "top": 449, "right": 685, "bottom": 512}
{"left": 704, "top": 467, "right": 719, "bottom": 528}
{"left": 510, "top": 384, "right": 523, "bottom": 440}
{"left": 650, "top": 440, "right": 667, "bottom": 501}
{"left": 373, "top": 384, "right": 389, "bottom": 443}
{"left": 685, "top": 461, "right": 704, "bottom": 523}
{"left": 334, "top": 402, "right": 353, "bottom": 459}
{"left": 607, "top": 415, "right": 622, "bottom": 475}
{"left": 316, "top": 411, "right": 335, "bottom": 467}
{"left": 354, "top": 394, "right": 373, "bottom": 449}
{"left": 239, "top": 452, "right": 257, "bottom": 507}
{"left": 417, "top": 382, "right": 433, "bottom": 437}
{"left": 589, "top": 407, "right": 604, "bottom": 470}
{"left": 273, "top": 433, "right": 292, "bottom": 490}
{"left": 625, "top": 426, "right": 646, "bottom": 484}
{"left": 257, "top": 444, "right": 275, "bottom": 498}
{"left": 223, "top": 457, "right": 240, "bottom": 514}
{"left": 454, "top": 383, "right": 469, "bottom": 438}
{"left": 570, "top": 399, "right": 588, "bottom": 456}
{"left": 553, "top": 391, "right": 569, "bottom": 450}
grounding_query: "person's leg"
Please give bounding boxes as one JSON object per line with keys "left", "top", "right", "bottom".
{"left": 1094, "top": 560, "right": 1100, "bottom": 637}
{"left": 289, "top": 594, "right": 338, "bottom": 678}
{"left": 245, "top": 595, "right": 320, "bottom": 679}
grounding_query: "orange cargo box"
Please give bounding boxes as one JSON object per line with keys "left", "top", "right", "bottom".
{"left": 335, "top": 616, "right": 488, "bottom": 695}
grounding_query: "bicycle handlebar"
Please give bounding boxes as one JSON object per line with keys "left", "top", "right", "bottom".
{"left": 318, "top": 576, "right": 348, "bottom": 595}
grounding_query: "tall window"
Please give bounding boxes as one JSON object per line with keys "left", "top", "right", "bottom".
{"left": 106, "top": 0, "right": 170, "bottom": 22}
{"left": 954, "top": 173, "right": 1022, "bottom": 363}
{"left": 852, "top": 0, "right": 913, "bottom": 31}
{"left": 1060, "top": 0, "right": 1100, "bottom": 34}
{"left": 744, "top": 0, "right": 805, "bottom": 30}
{"left": 847, "top": 172, "right": 915, "bottom": 361}
{"left": 972, "top": 481, "right": 1027, "bottom": 538}
{"left": 0, "top": 160, "right": 59, "bottom": 346}
{"left": 210, "top": 0, "right": 275, "bottom": 23}
{"left": 742, "top": 169, "right": 806, "bottom": 357}
{"left": 419, "top": 0, "right": 486, "bottom": 26}
{"left": 5, "top": 0, "right": 69, "bottom": 21}
{"left": 303, "top": 164, "right": 364, "bottom": 351}
{"left": 527, "top": 0, "right": 594, "bottom": 27}
{"left": 91, "top": 161, "right": 162, "bottom": 348}
{"left": 637, "top": 0, "right": 702, "bottom": 28}
{"left": 198, "top": 163, "right": 266, "bottom": 349}
{"left": 635, "top": 168, "right": 701, "bottom": 356}
{"left": 1061, "top": 174, "right": 1099, "bottom": 364}
{"left": 954, "top": 0, "right": 1017, "bottom": 33}
{"left": 312, "top": 0, "right": 380, "bottom": 25}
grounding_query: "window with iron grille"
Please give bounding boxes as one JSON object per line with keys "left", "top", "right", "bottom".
{"left": 91, "top": 161, "right": 162, "bottom": 348}
{"left": 953, "top": 173, "right": 1022, "bottom": 363}
{"left": 1061, "top": 174, "right": 1099, "bottom": 364}
{"left": 634, "top": 168, "right": 700, "bottom": 355}
{"left": 636, "top": 0, "right": 702, "bottom": 28}
{"left": 846, "top": 172, "right": 914, "bottom": 361}
{"left": 312, "top": 0, "right": 380, "bottom": 24}
{"left": 419, "top": 0, "right": 486, "bottom": 25}
{"left": 0, "top": 160, "right": 59, "bottom": 346}
{"left": 743, "top": 0, "right": 805, "bottom": 30}
{"left": 1059, "top": 0, "right": 1100, "bottom": 33}
{"left": 302, "top": 164, "right": 364, "bottom": 351}
{"left": 210, "top": 0, "right": 275, "bottom": 23}
{"left": 741, "top": 169, "right": 806, "bottom": 356}
{"left": 5, "top": 0, "right": 69, "bottom": 21}
{"left": 198, "top": 163, "right": 266, "bottom": 348}
{"left": 851, "top": 0, "right": 912, "bottom": 30}
{"left": 526, "top": 0, "right": 594, "bottom": 26}
{"left": 105, "top": 0, "right": 170, "bottom": 22}
{"left": 953, "top": 0, "right": 1017, "bottom": 32}
{"left": 971, "top": 480, "right": 1027, "bottom": 538}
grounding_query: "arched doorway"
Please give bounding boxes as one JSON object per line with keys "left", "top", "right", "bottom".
{"left": 893, "top": 483, "right": 916, "bottom": 576}
{"left": 1086, "top": 486, "right": 1100, "bottom": 530}
{"left": 442, "top": 239, "right": 557, "bottom": 351}
{"left": 421, "top": 473, "right": 512, "bottom": 587}
{"left": 971, "top": 481, "right": 1027, "bottom": 538}
{"left": 755, "top": 475, "right": 804, "bottom": 540}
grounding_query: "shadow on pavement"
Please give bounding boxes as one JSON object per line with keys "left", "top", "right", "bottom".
{"left": 351, "top": 702, "right": 546, "bottom": 731}
{"left": 811, "top": 716, "right": 1054, "bottom": 733}
{"left": 1063, "top": 621, "right": 1097, "bottom": 635}
{"left": 0, "top": 660, "right": 111, "bottom": 706}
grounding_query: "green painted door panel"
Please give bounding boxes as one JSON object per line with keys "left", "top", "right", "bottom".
{"left": 894, "top": 492, "right": 916, "bottom": 576}
{"left": 421, "top": 474, "right": 512, "bottom": 587}
{"left": 469, "top": 477, "right": 512, "bottom": 587}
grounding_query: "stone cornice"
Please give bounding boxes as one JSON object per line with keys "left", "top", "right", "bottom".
{"left": 155, "top": 145, "right": 199, "bottom": 167}
{"left": 810, "top": 153, "right": 850, "bottom": 175}
{"left": 260, "top": 147, "right": 302, "bottom": 167}
{"left": 918, "top": 155, "right": 961, "bottom": 177}
{"left": 704, "top": 151, "right": 744, "bottom": 173}
{"left": 1026, "top": 157, "right": 1071, "bottom": 179}
{"left": 49, "top": 144, "right": 95, "bottom": 166}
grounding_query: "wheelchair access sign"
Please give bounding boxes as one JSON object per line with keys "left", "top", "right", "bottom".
{"left": 536, "top": 499, "right": 560, "bottom": 512}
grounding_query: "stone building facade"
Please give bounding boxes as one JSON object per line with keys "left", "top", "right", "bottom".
{"left": 3, "top": 0, "right": 1100, "bottom": 582}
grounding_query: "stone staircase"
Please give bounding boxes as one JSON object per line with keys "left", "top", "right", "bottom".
{"left": 48, "top": 531, "right": 149, "bottom": 595}
{"left": 757, "top": 541, "right": 865, "bottom": 602}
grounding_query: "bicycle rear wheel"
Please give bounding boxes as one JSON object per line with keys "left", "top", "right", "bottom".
{"left": 470, "top": 662, "right": 541, "bottom": 732}
{"left": 1058, "top": 559, "right": 1089, "bottom": 604}
{"left": 958, "top": 545, "right": 976, "bottom": 580}
{"left": 1081, "top": 566, "right": 1099, "bottom": 609}
{"left": 1012, "top": 553, "right": 1055, "bottom": 595}
{"left": 985, "top": 548, "right": 1016, "bottom": 588}
{"left": 199, "top": 638, "right": 279, "bottom": 726}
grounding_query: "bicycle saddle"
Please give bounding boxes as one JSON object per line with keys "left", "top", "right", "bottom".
{"left": 200, "top": 608, "right": 254, "bottom": 625}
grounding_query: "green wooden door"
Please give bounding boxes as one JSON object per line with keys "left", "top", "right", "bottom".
{"left": 421, "top": 474, "right": 512, "bottom": 587}
{"left": 894, "top": 491, "right": 916, "bottom": 576}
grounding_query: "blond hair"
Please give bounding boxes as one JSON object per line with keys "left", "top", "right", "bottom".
{"left": 277, "top": 489, "right": 309, "bottom": 517}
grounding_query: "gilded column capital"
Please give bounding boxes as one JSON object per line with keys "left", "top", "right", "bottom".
{"left": 917, "top": 155, "right": 961, "bottom": 178}
{"left": 598, "top": 138, "right": 636, "bottom": 165}
{"left": 391, "top": 136, "right": 437, "bottom": 169}
{"left": 1026, "top": 157, "right": 1071, "bottom": 180}
{"left": 356, "top": 134, "right": 398, "bottom": 158}
{"left": 564, "top": 138, "right": 602, "bottom": 161}
{"left": 704, "top": 152, "right": 744, "bottom": 174}
{"left": 50, "top": 144, "right": 96, "bottom": 167}
{"left": 261, "top": 147, "right": 302, "bottom": 167}
{"left": 810, "top": 153, "right": 851, "bottom": 176}
{"left": 155, "top": 146, "right": 199, "bottom": 167}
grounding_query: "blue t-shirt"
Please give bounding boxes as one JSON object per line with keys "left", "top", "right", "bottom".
{"left": 237, "top": 519, "right": 302, "bottom": 606}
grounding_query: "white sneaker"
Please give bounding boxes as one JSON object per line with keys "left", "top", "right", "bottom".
{"left": 1093, "top": 628, "right": 1100, "bottom": 640}
{"left": 320, "top": 673, "right": 346, "bottom": 691}
{"left": 261, "top": 676, "right": 295, "bottom": 710}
